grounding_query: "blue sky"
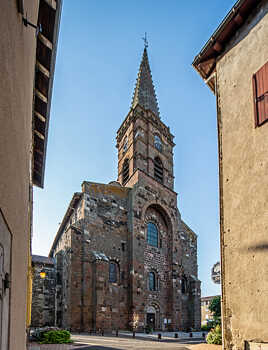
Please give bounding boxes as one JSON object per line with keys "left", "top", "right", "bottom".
{"left": 33, "top": 0, "right": 236, "bottom": 297}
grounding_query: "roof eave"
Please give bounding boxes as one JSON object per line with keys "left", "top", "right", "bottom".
{"left": 32, "top": 0, "right": 63, "bottom": 188}
{"left": 192, "top": 0, "right": 261, "bottom": 86}
{"left": 49, "top": 192, "right": 82, "bottom": 257}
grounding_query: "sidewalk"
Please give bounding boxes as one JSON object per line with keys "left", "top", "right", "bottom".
{"left": 28, "top": 343, "right": 89, "bottom": 350}
{"left": 187, "top": 345, "right": 221, "bottom": 350}
{"left": 118, "top": 330, "right": 207, "bottom": 340}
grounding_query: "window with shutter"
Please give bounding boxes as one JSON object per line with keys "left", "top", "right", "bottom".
{"left": 253, "top": 61, "right": 268, "bottom": 127}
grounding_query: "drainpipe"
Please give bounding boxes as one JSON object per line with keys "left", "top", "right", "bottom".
{"left": 215, "top": 72, "right": 225, "bottom": 349}
{"left": 26, "top": 182, "right": 33, "bottom": 334}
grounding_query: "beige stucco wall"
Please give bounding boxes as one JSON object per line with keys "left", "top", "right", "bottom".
{"left": 0, "top": 1, "right": 39, "bottom": 349}
{"left": 216, "top": 3, "right": 268, "bottom": 349}
{"left": 201, "top": 297, "right": 214, "bottom": 325}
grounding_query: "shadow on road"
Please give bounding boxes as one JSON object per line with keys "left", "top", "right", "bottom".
{"left": 74, "top": 347, "right": 122, "bottom": 350}
{"left": 75, "top": 348, "right": 190, "bottom": 350}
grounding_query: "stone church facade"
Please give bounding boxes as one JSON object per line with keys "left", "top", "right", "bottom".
{"left": 42, "top": 47, "right": 201, "bottom": 331}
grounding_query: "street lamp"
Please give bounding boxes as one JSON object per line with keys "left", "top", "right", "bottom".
{"left": 40, "top": 269, "right": 46, "bottom": 279}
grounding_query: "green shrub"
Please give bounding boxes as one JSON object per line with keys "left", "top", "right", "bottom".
{"left": 39, "top": 330, "right": 73, "bottom": 344}
{"left": 201, "top": 324, "right": 212, "bottom": 331}
{"left": 206, "top": 325, "right": 222, "bottom": 345}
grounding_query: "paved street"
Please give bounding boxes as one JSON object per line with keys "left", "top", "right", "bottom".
{"left": 71, "top": 334, "right": 204, "bottom": 350}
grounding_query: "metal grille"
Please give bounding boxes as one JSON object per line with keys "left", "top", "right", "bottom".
{"left": 147, "top": 222, "right": 158, "bottom": 247}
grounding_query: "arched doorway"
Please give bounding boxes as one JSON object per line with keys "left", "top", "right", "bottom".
{"left": 145, "top": 304, "right": 161, "bottom": 330}
{"left": 146, "top": 306, "right": 156, "bottom": 330}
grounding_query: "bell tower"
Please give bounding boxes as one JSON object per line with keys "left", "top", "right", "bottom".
{"left": 116, "top": 47, "right": 175, "bottom": 190}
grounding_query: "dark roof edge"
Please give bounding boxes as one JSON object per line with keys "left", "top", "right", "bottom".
{"left": 32, "top": 254, "right": 55, "bottom": 265}
{"left": 192, "top": 0, "right": 245, "bottom": 66}
{"left": 49, "top": 192, "right": 82, "bottom": 257}
{"left": 39, "top": 0, "right": 63, "bottom": 188}
{"left": 201, "top": 295, "right": 221, "bottom": 300}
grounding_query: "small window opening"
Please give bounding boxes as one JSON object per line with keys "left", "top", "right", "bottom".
{"left": 147, "top": 222, "right": 158, "bottom": 247}
{"left": 181, "top": 277, "right": 187, "bottom": 294}
{"left": 123, "top": 137, "right": 128, "bottom": 153}
{"left": 121, "top": 271, "right": 125, "bottom": 281}
{"left": 154, "top": 157, "right": 163, "bottom": 183}
{"left": 149, "top": 272, "right": 156, "bottom": 291}
{"left": 109, "top": 262, "right": 117, "bottom": 283}
{"left": 122, "top": 159, "right": 129, "bottom": 185}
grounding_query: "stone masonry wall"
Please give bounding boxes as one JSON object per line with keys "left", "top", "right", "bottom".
{"left": 66, "top": 181, "right": 131, "bottom": 331}
{"left": 117, "top": 105, "right": 175, "bottom": 190}
{"left": 52, "top": 227, "right": 73, "bottom": 329}
{"left": 31, "top": 257, "right": 56, "bottom": 327}
{"left": 128, "top": 171, "right": 200, "bottom": 331}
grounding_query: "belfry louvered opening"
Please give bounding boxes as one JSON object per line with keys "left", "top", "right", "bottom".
{"left": 122, "top": 159, "right": 129, "bottom": 185}
{"left": 154, "top": 157, "right": 163, "bottom": 183}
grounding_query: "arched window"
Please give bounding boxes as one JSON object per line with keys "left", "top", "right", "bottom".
{"left": 154, "top": 157, "right": 163, "bottom": 183}
{"left": 109, "top": 262, "right": 117, "bottom": 283}
{"left": 147, "top": 222, "right": 158, "bottom": 247}
{"left": 122, "top": 159, "right": 129, "bottom": 185}
{"left": 154, "top": 134, "right": 162, "bottom": 152}
{"left": 149, "top": 272, "right": 156, "bottom": 291}
{"left": 123, "top": 137, "right": 128, "bottom": 153}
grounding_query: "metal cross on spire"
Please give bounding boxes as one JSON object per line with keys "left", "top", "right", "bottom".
{"left": 131, "top": 34, "right": 160, "bottom": 118}
{"left": 142, "top": 32, "right": 148, "bottom": 48}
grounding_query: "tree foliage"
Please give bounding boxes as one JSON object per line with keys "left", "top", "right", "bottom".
{"left": 209, "top": 296, "right": 221, "bottom": 318}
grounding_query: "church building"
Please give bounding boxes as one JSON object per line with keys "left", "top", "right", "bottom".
{"left": 47, "top": 47, "right": 201, "bottom": 332}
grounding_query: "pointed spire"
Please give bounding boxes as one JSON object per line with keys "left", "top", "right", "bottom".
{"left": 131, "top": 47, "right": 160, "bottom": 118}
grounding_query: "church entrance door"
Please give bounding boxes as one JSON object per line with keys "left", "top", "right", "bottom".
{"left": 146, "top": 313, "right": 155, "bottom": 330}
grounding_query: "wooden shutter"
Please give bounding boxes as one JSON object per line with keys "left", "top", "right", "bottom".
{"left": 253, "top": 61, "right": 268, "bottom": 127}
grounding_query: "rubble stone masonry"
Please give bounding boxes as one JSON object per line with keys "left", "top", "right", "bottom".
{"left": 46, "top": 104, "right": 201, "bottom": 332}
{"left": 34, "top": 48, "right": 201, "bottom": 332}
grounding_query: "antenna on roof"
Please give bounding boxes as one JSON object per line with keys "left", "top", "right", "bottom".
{"left": 142, "top": 32, "right": 148, "bottom": 48}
